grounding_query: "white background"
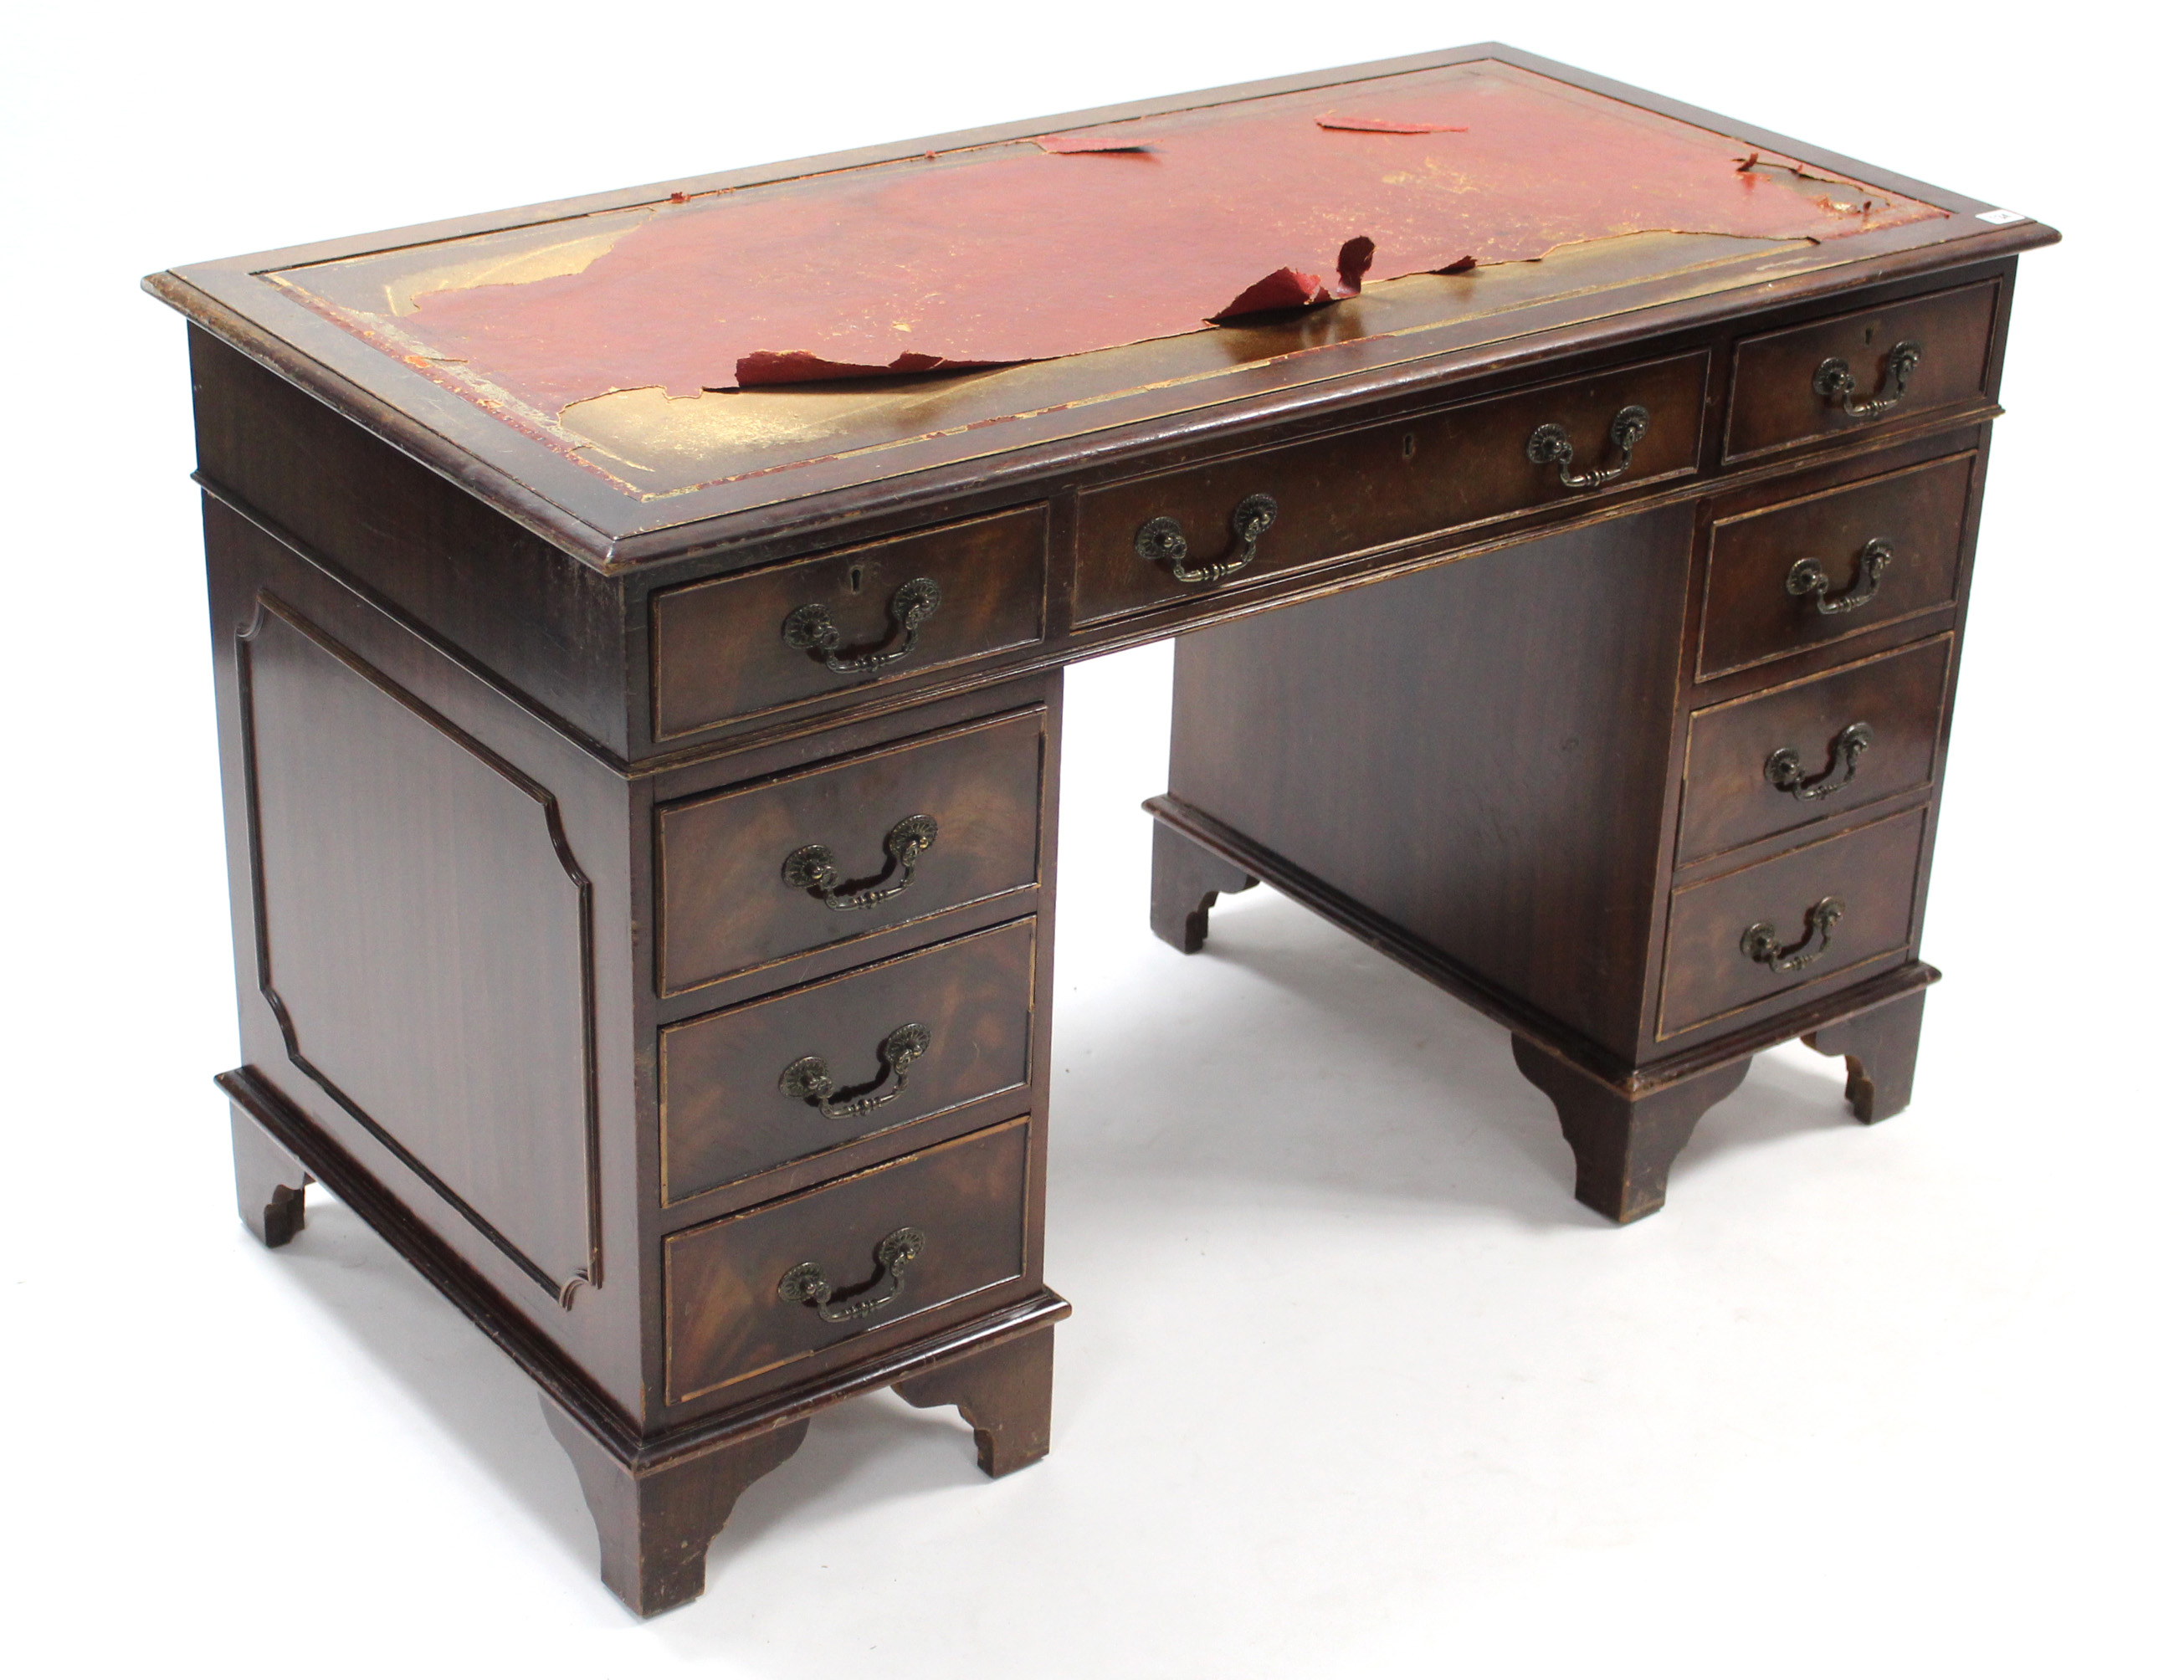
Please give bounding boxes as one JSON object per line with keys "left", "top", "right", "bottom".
{"left": 3, "top": 3, "right": 2176, "bottom": 1675}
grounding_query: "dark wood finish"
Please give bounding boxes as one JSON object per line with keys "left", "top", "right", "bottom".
{"left": 655, "top": 709, "right": 1046, "bottom": 995}
{"left": 1679, "top": 635, "right": 1952, "bottom": 862}
{"left": 1166, "top": 505, "right": 1694, "bottom": 1063}
{"left": 1804, "top": 987, "right": 1927, "bottom": 1124}
{"left": 664, "top": 1118, "right": 1032, "bottom": 1406}
{"left": 1510, "top": 1039, "right": 1752, "bottom": 1224}
{"left": 542, "top": 1402, "right": 809, "bottom": 1618}
{"left": 1659, "top": 807, "right": 1929, "bottom": 1039}
{"left": 1698, "top": 450, "right": 1975, "bottom": 680}
{"left": 153, "top": 46, "right": 2051, "bottom": 1610}
{"left": 1074, "top": 351, "right": 1707, "bottom": 627}
{"left": 894, "top": 1324, "right": 1056, "bottom": 1478}
{"left": 1150, "top": 822, "right": 1259, "bottom": 955}
{"left": 230, "top": 1102, "right": 311, "bottom": 1248}
{"left": 1724, "top": 281, "right": 2000, "bottom": 464}
{"left": 660, "top": 919, "right": 1036, "bottom": 1203}
{"left": 653, "top": 505, "right": 1048, "bottom": 739}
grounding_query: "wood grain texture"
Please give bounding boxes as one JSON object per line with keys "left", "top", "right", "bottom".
{"left": 664, "top": 1117, "right": 1031, "bottom": 1405}
{"left": 1698, "top": 449, "right": 1974, "bottom": 681}
{"left": 656, "top": 709, "right": 1045, "bottom": 994}
{"left": 660, "top": 918, "right": 1036, "bottom": 1203}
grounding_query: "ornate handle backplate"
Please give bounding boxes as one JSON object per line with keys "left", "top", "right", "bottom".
{"left": 1786, "top": 539, "right": 1892, "bottom": 616}
{"left": 782, "top": 577, "right": 942, "bottom": 679}
{"left": 1526, "top": 404, "right": 1650, "bottom": 492}
{"left": 780, "top": 1022, "right": 932, "bottom": 1120}
{"left": 1812, "top": 341, "right": 1922, "bottom": 420}
{"left": 782, "top": 814, "right": 940, "bottom": 911}
{"left": 1741, "top": 895, "right": 1846, "bottom": 973}
{"left": 778, "top": 1227, "right": 925, "bottom": 1324}
{"left": 1766, "top": 722, "right": 1874, "bottom": 802}
{"left": 1135, "top": 493, "right": 1278, "bottom": 586}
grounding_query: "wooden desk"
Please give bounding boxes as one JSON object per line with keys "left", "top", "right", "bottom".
{"left": 146, "top": 44, "right": 2055, "bottom": 1616}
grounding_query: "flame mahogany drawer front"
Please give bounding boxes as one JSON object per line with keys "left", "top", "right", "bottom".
{"left": 651, "top": 505, "right": 1048, "bottom": 740}
{"left": 1698, "top": 450, "right": 1975, "bottom": 681}
{"left": 1659, "top": 806, "right": 1929, "bottom": 1039}
{"left": 1072, "top": 351, "right": 1709, "bottom": 627}
{"left": 656, "top": 708, "right": 1047, "bottom": 996}
{"left": 664, "top": 1116, "right": 1031, "bottom": 1406}
{"left": 1678, "top": 635, "right": 1953, "bottom": 864}
{"left": 659, "top": 918, "right": 1037, "bottom": 1205}
{"left": 1723, "top": 280, "right": 1999, "bottom": 464}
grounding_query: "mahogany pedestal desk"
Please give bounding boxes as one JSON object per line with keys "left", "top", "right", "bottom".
{"left": 148, "top": 45, "right": 2056, "bottom": 1615}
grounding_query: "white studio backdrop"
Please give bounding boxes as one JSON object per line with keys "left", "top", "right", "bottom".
{"left": 1, "top": 4, "right": 2175, "bottom": 1676}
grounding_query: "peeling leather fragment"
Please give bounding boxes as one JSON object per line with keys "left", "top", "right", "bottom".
{"left": 305, "top": 63, "right": 1946, "bottom": 407}
{"left": 1316, "top": 113, "right": 1467, "bottom": 133}
{"left": 1036, "top": 131, "right": 1153, "bottom": 153}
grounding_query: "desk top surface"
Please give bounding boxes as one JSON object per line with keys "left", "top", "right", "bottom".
{"left": 148, "top": 44, "right": 2053, "bottom": 569}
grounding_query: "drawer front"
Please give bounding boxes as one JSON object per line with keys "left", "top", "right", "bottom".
{"left": 1698, "top": 450, "right": 1973, "bottom": 680}
{"left": 657, "top": 709, "right": 1045, "bottom": 995}
{"left": 1724, "top": 281, "right": 1998, "bottom": 463}
{"left": 653, "top": 505, "right": 1047, "bottom": 740}
{"left": 1679, "top": 636, "right": 1952, "bottom": 863}
{"left": 664, "top": 1116, "right": 1029, "bottom": 1404}
{"left": 1073, "top": 351, "right": 1709, "bottom": 627}
{"left": 660, "top": 918, "right": 1036, "bottom": 1204}
{"left": 1659, "top": 807, "right": 1927, "bottom": 1038}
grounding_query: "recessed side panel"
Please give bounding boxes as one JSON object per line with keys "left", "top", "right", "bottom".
{"left": 239, "top": 597, "right": 600, "bottom": 1300}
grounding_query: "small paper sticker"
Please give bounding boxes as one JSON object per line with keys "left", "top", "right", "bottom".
{"left": 1976, "top": 207, "right": 2028, "bottom": 224}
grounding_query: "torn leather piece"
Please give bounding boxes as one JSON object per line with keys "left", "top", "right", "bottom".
{"left": 1317, "top": 113, "right": 1466, "bottom": 133}
{"left": 1036, "top": 131, "right": 1152, "bottom": 153}
{"left": 306, "top": 61, "right": 1946, "bottom": 407}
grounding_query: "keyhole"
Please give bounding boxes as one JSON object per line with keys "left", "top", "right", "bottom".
{"left": 1863, "top": 325, "right": 1876, "bottom": 346}
{"left": 1401, "top": 433, "right": 1417, "bottom": 461}
{"left": 848, "top": 565, "right": 864, "bottom": 594}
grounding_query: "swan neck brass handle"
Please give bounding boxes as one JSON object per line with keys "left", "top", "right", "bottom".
{"left": 1766, "top": 722, "right": 1874, "bottom": 802}
{"left": 778, "top": 1227, "right": 925, "bottom": 1324}
{"left": 1812, "top": 341, "right": 1921, "bottom": 420}
{"left": 781, "top": 577, "right": 942, "bottom": 679}
{"left": 1741, "top": 896, "right": 1846, "bottom": 973}
{"left": 1786, "top": 539, "right": 1891, "bottom": 616}
{"left": 1526, "top": 404, "right": 1650, "bottom": 493}
{"left": 779, "top": 1023, "right": 931, "bottom": 1120}
{"left": 1136, "top": 493, "right": 1278, "bottom": 586}
{"left": 782, "top": 814, "right": 940, "bottom": 911}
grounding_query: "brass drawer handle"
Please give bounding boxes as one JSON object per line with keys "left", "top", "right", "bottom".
{"left": 780, "top": 1022, "right": 932, "bottom": 1120}
{"left": 1813, "top": 340, "right": 1921, "bottom": 420}
{"left": 1766, "top": 722, "right": 1874, "bottom": 802}
{"left": 781, "top": 577, "right": 942, "bottom": 679}
{"left": 1526, "top": 404, "right": 1650, "bottom": 492}
{"left": 778, "top": 1227, "right": 926, "bottom": 1324}
{"left": 1741, "top": 895, "right": 1846, "bottom": 973}
{"left": 782, "top": 814, "right": 940, "bottom": 911}
{"left": 1786, "top": 538, "right": 1891, "bottom": 616}
{"left": 1136, "top": 493, "right": 1278, "bottom": 586}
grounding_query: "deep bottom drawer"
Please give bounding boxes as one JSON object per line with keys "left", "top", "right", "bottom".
{"left": 664, "top": 1116, "right": 1030, "bottom": 1405}
{"left": 1659, "top": 807, "right": 1928, "bottom": 1038}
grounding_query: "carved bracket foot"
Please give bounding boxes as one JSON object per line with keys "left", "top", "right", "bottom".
{"left": 1802, "top": 989, "right": 1926, "bottom": 1124}
{"left": 893, "top": 1326, "right": 1056, "bottom": 1478}
{"left": 1150, "top": 819, "right": 1259, "bottom": 955}
{"left": 541, "top": 1401, "right": 810, "bottom": 1618}
{"left": 1511, "top": 1038, "right": 1751, "bottom": 1224}
{"left": 229, "top": 1104, "right": 313, "bottom": 1248}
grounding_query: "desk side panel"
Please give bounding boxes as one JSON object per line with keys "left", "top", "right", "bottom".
{"left": 1166, "top": 505, "right": 1692, "bottom": 1063}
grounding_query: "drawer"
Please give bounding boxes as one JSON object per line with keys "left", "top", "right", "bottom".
{"left": 652, "top": 505, "right": 1048, "bottom": 740}
{"left": 1072, "top": 351, "right": 1709, "bottom": 627}
{"left": 1659, "top": 807, "right": 1927, "bottom": 1038}
{"left": 664, "top": 1115, "right": 1029, "bottom": 1404}
{"left": 660, "top": 919, "right": 1036, "bottom": 1204}
{"left": 1697, "top": 450, "right": 1973, "bottom": 680}
{"left": 1679, "top": 636, "right": 1952, "bottom": 863}
{"left": 657, "top": 708, "right": 1045, "bottom": 995}
{"left": 1723, "top": 281, "right": 1998, "bottom": 464}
